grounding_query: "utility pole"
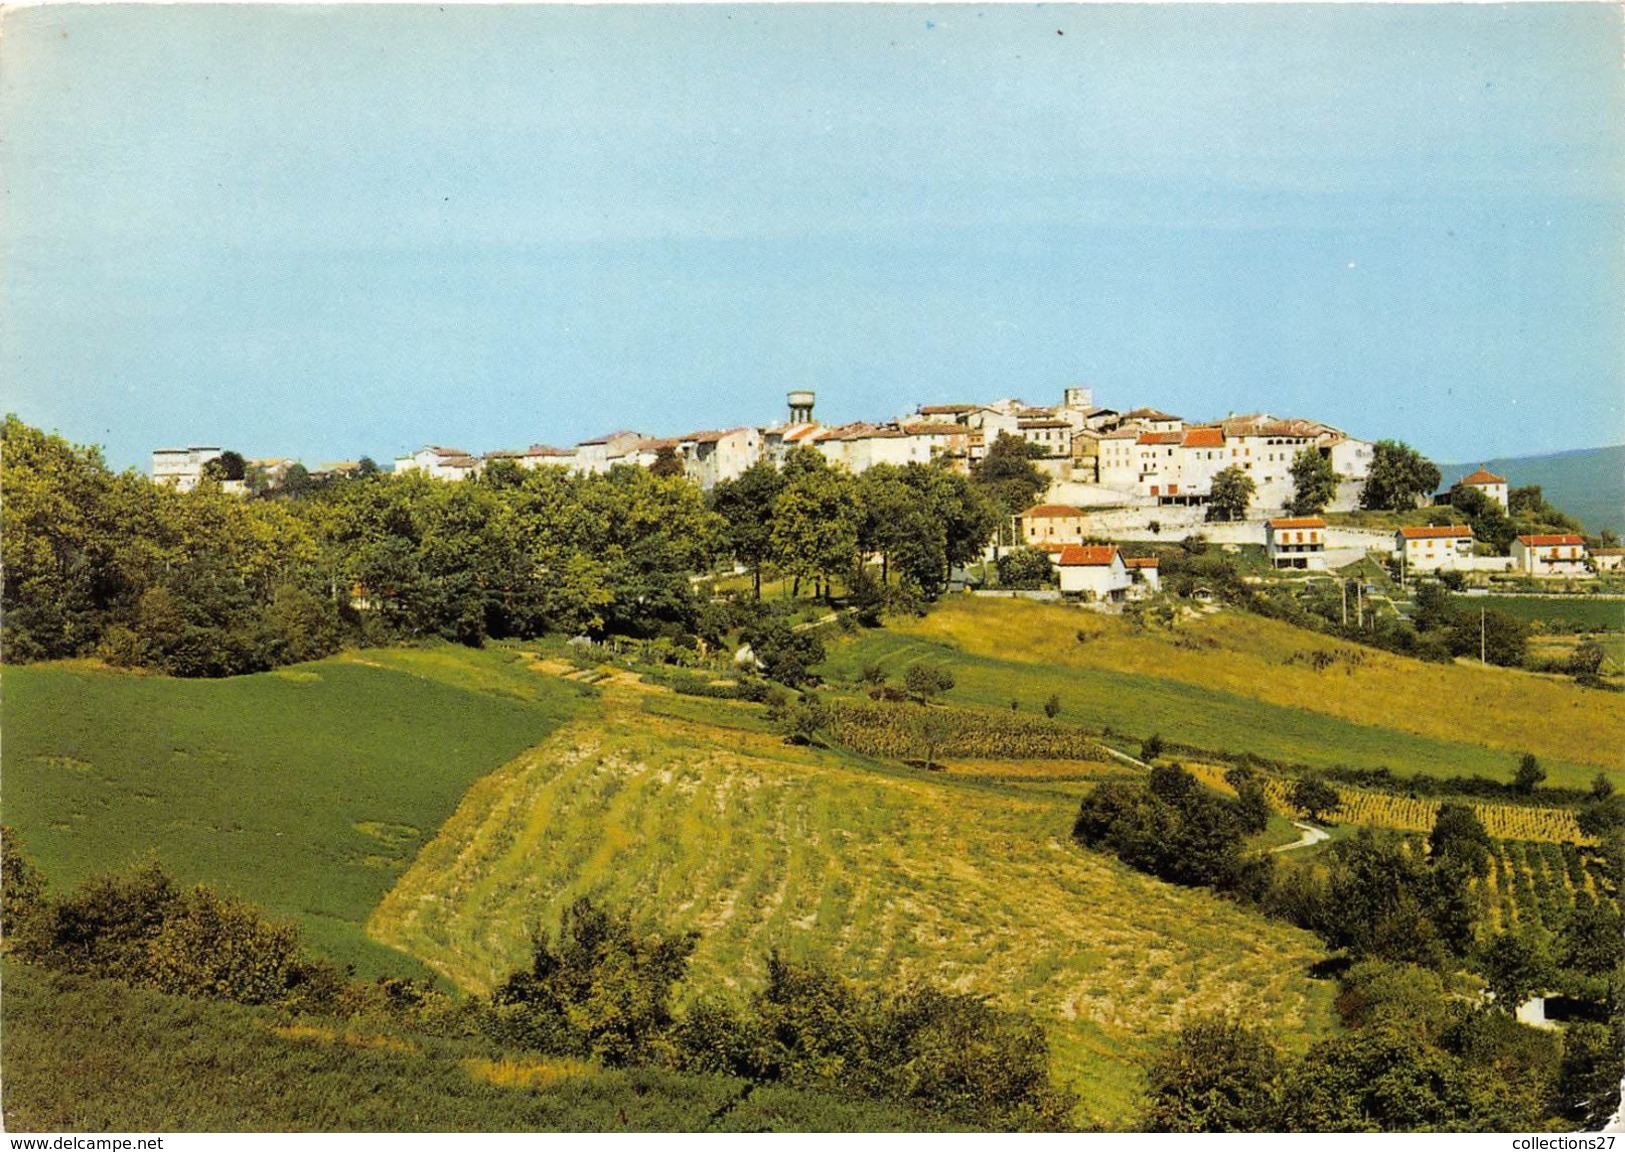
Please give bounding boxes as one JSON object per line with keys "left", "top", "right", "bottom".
{"left": 1341, "top": 579, "right": 1348, "bottom": 627}
{"left": 1481, "top": 607, "right": 1487, "bottom": 664}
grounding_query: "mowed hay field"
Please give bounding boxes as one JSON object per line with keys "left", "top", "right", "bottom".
{"left": 4, "top": 647, "right": 585, "bottom": 977}
{"left": 821, "top": 598, "right": 1624, "bottom": 790}
{"left": 369, "top": 685, "right": 1335, "bottom": 1129}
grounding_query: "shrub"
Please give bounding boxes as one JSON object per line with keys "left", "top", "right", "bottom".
{"left": 490, "top": 898, "right": 698, "bottom": 1067}
{"left": 1142, "top": 1013, "right": 1282, "bottom": 1132}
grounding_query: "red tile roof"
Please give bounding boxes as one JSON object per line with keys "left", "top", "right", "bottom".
{"left": 1021, "top": 504, "right": 1085, "bottom": 518}
{"left": 918, "top": 404, "right": 976, "bottom": 415}
{"left": 1268, "top": 517, "right": 1327, "bottom": 530}
{"left": 1018, "top": 418, "right": 1072, "bottom": 429}
{"left": 1517, "top": 534, "right": 1585, "bottom": 547}
{"left": 1123, "top": 556, "right": 1160, "bottom": 569}
{"left": 1137, "top": 431, "right": 1183, "bottom": 445}
{"left": 899, "top": 422, "right": 964, "bottom": 436}
{"left": 1058, "top": 544, "right": 1120, "bottom": 567}
{"left": 1399, "top": 525, "right": 1473, "bottom": 540}
{"left": 1461, "top": 468, "right": 1507, "bottom": 485}
{"left": 1181, "top": 427, "right": 1225, "bottom": 448}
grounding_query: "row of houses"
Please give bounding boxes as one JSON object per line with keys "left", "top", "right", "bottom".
{"left": 1271, "top": 521, "right": 1611, "bottom": 577}
{"left": 380, "top": 387, "right": 1382, "bottom": 514}
{"left": 1020, "top": 500, "right": 1616, "bottom": 579}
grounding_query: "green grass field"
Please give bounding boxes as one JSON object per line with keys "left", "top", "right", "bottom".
{"left": 1454, "top": 594, "right": 1625, "bottom": 632}
{"left": 819, "top": 598, "right": 1623, "bottom": 791}
{"left": 4, "top": 647, "right": 584, "bottom": 978}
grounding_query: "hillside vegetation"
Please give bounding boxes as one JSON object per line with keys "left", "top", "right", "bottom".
{"left": 821, "top": 598, "right": 1623, "bottom": 790}
{"left": 4, "top": 647, "right": 584, "bottom": 977}
{"left": 367, "top": 676, "right": 1335, "bottom": 1128}
{"left": 2, "top": 962, "right": 940, "bottom": 1132}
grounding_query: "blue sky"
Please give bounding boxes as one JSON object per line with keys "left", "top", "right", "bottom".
{"left": 2, "top": 3, "right": 1621, "bottom": 470}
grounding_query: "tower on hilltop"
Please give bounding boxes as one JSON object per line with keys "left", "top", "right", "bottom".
{"left": 1063, "top": 386, "right": 1093, "bottom": 411}
{"left": 787, "top": 390, "right": 816, "bottom": 424}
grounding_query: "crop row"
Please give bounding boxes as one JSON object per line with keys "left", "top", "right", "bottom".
{"left": 1181, "top": 763, "right": 1589, "bottom": 845}
{"left": 824, "top": 702, "right": 1108, "bottom": 762}
{"left": 1482, "top": 839, "right": 1607, "bottom": 935}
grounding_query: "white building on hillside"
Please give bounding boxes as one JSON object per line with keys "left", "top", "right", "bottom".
{"left": 1396, "top": 525, "right": 1476, "bottom": 572}
{"left": 1511, "top": 534, "right": 1589, "bottom": 577}
{"left": 1056, "top": 543, "right": 1129, "bottom": 599}
{"left": 152, "top": 446, "right": 224, "bottom": 491}
{"left": 1457, "top": 467, "right": 1509, "bottom": 509}
{"left": 1266, "top": 516, "right": 1328, "bottom": 570}
{"left": 395, "top": 445, "right": 482, "bottom": 480}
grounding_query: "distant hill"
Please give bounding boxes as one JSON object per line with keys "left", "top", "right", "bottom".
{"left": 1439, "top": 445, "right": 1624, "bottom": 536}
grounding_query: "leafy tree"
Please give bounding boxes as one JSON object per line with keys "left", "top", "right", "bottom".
{"left": 742, "top": 617, "right": 825, "bottom": 688}
{"left": 1206, "top": 467, "right": 1255, "bottom": 523}
{"left": 1280, "top": 1025, "right": 1532, "bottom": 1131}
{"left": 1513, "top": 753, "right": 1546, "bottom": 796}
{"left": 903, "top": 663, "right": 955, "bottom": 704}
{"left": 1042, "top": 693, "right": 1061, "bottom": 720}
{"left": 1309, "top": 831, "right": 1454, "bottom": 967}
{"left": 770, "top": 449, "right": 859, "bottom": 599}
{"left": 1360, "top": 440, "right": 1441, "bottom": 511}
{"left": 1142, "top": 1012, "right": 1283, "bottom": 1132}
{"left": 1334, "top": 960, "right": 1454, "bottom": 1039}
{"left": 1140, "top": 732, "right": 1165, "bottom": 763}
{"left": 1427, "top": 804, "right": 1492, "bottom": 879}
{"left": 1568, "top": 638, "right": 1606, "bottom": 679}
{"left": 1, "top": 827, "right": 48, "bottom": 949}
{"left": 1447, "top": 484, "right": 1515, "bottom": 554}
{"left": 1476, "top": 931, "right": 1550, "bottom": 1012}
{"left": 355, "top": 456, "right": 379, "bottom": 477}
{"left": 970, "top": 433, "right": 1048, "bottom": 549}
{"left": 1591, "top": 772, "right": 1615, "bottom": 802}
{"left": 781, "top": 693, "right": 829, "bottom": 746}
{"left": 1555, "top": 1021, "right": 1625, "bottom": 1129}
{"left": 491, "top": 898, "right": 698, "bottom": 1066}
{"left": 913, "top": 708, "right": 955, "bottom": 771}
{"left": 1288, "top": 449, "right": 1340, "bottom": 517}
{"left": 1554, "top": 900, "right": 1623, "bottom": 976}
{"left": 649, "top": 445, "right": 685, "bottom": 478}
{"left": 1224, "top": 765, "right": 1271, "bottom": 835}
{"left": 995, "top": 547, "right": 1055, "bottom": 590}
{"left": 1288, "top": 776, "right": 1340, "bottom": 823}
{"left": 279, "top": 462, "right": 315, "bottom": 498}
{"left": 201, "top": 450, "right": 247, "bottom": 482}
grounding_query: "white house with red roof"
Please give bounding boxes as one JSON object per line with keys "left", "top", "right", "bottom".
{"left": 394, "top": 445, "right": 483, "bottom": 480}
{"left": 1265, "top": 517, "right": 1328, "bottom": 570}
{"left": 1396, "top": 524, "right": 1476, "bottom": 572}
{"left": 1512, "top": 534, "right": 1589, "bottom": 577}
{"left": 1056, "top": 543, "right": 1129, "bottom": 599}
{"left": 1457, "top": 466, "right": 1509, "bottom": 510}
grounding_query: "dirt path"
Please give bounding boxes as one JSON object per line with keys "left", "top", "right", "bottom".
{"left": 1272, "top": 821, "right": 1331, "bottom": 853}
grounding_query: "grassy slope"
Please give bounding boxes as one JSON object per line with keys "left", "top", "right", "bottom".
{"left": 4, "top": 646, "right": 584, "bottom": 978}
{"left": 819, "top": 598, "right": 1624, "bottom": 790}
{"left": 368, "top": 680, "right": 1335, "bottom": 1130}
{"left": 1, "top": 962, "right": 940, "bottom": 1133}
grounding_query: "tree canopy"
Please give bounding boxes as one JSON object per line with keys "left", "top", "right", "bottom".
{"left": 1361, "top": 441, "right": 1441, "bottom": 511}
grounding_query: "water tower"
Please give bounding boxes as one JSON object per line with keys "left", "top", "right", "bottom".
{"left": 787, "top": 390, "right": 816, "bottom": 424}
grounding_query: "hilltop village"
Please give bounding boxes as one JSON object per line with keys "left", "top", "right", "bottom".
{"left": 151, "top": 386, "right": 1614, "bottom": 595}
